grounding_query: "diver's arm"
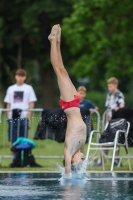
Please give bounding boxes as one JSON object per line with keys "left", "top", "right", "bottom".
{"left": 64, "top": 146, "right": 72, "bottom": 178}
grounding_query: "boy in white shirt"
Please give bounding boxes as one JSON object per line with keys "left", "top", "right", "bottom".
{"left": 105, "top": 77, "right": 125, "bottom": 121}
{"left": 96, "top": 77, "right": 125, "bottom": 167}
{"left": 4, "top": 69, "right": 37, "bottom": 143}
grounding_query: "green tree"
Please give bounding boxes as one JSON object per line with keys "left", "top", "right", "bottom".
{"left": 62, "top": 0, "right": 133, "bottom": 89}
{"left": 0, "top": 0, "right": 73, "bottom": 107}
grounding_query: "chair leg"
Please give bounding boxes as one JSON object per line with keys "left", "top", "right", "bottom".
{"left": 125, "top": 137, "right": 132, "bottom": 171}
{"left": 127, "top": 153, "right": 132, "bottom": 171}
{"left": 0, "top": 157, "right": 2, "bottom": 166}
{"left": 111, "top": 144, "right": 117, "bottom": 171}
{"left": 101, "top": 150, "right": 105, "bottom": 171}
{"left": 126, "top": 145, "right": 132, "bottom": 171}
{"left": 85, "top": 131, "right": 94, "bottom": 162}
{"left": 117, "top": 157, "right": 122, "bottom": 167}
{"left": 85, "top": 141, "right": 91, "bottom": 162}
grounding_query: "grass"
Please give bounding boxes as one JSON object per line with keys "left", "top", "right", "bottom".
{"left": 0, "top": 111, "right": 132, "bottom": 172}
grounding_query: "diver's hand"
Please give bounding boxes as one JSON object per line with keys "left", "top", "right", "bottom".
{"left": 64, "top": 173, "right": 72, "bottom": 180}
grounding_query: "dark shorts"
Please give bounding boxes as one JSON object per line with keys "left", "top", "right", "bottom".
{"left": 8, "top": 118, "right": 29, "bottom": 143}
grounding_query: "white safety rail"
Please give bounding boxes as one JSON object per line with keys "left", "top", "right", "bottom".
{"left": 101, "top": 109, "right": 110, "bottom": 132}
{"left": 85, "top": 109, "right": 101, "bottom": 159}
{"left": 0, "top": 108, "right": 65, "bottom": 166}
{"left": 90, "top": 109, "right": 101, "bottom": 132}
{"left": 0, "top": 108, "right": 100, "bottom": 166}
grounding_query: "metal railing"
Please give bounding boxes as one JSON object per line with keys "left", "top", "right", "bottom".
{"left": 0, "top": 108, "right": 100, "bottom": 166}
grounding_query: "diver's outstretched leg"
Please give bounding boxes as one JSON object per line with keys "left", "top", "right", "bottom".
{"left": 48, "top": 24, "right": 77, "bottom": 101}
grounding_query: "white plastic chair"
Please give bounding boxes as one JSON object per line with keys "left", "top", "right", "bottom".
{"left": 85, "top": 120, "right": 132, "bottom": 171}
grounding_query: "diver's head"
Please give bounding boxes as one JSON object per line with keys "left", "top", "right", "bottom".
{"left": 62, "top": 151, "right": 85, "bottom": 170}
{"left": 71, "top": 151, "right": 85, "bottom": 164}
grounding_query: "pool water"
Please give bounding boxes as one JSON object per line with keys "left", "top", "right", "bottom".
{"left": 0, "top": 172, "right": 133, "bottom": 200}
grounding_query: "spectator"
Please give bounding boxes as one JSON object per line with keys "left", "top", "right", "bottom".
{"left": 48, "top": 24, "right": 86, "bottom": 177}
{"left": 4, "top": 69, "right": 37, "bottom": 144}
{"left": 77, "top": 86, "right": 98, "bottom": 111}
{"left": 105, "top": 77, "right": 125, "bottom": 122}
{"left": 96, "top": 77, "right": 125, "bottom": 167}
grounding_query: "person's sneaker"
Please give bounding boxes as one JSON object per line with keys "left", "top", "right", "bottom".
{"left": 93, "top": 158, "right": 102, "bottom": 166}
{"left": 114, "top": 160, "right": 119, "bottom": 166}
{"left": 113, "top": 159, "right": 122, "bottom": 167}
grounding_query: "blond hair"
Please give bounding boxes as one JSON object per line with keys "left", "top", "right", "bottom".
{"left": 77, "top": 86, "right": 86, "bottom": 93}
{"left": 107, "top": 77, "right": 118, "bottom": 85}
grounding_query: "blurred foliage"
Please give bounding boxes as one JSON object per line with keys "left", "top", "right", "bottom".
{"left": 0, "top": 0, "right": 73, "bottom": 107}
{"left": 86, "top": 91, "right": 106, "bottom": 115}
{"left": 62, "top": 0, "right": 133, "bottom": 90}
{"left": 0, "top": 0, "right": 133, "bottom": 109}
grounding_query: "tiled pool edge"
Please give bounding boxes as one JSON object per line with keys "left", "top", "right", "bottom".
{"left": 0, "top": 171, "right": 132, "bottom": 173}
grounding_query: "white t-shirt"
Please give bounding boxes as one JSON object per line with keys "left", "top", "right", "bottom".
{"left": 4, "top": 83, "right": 37, "bottom": 119}
{"left": 105, "top": 90, "right": 125, "bottom": 119}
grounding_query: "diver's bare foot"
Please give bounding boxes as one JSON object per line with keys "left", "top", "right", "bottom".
{"left": 48, "top": 25, "right": 59, "bottom": 41}
{"left": 57, "top": 24, "right": 61, "bottom": 42}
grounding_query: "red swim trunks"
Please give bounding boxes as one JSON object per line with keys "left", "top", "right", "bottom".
{"left": 59, "top": 95, "right": 80, "bottom": 110}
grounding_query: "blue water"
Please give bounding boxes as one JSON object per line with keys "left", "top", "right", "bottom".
{"left": 0, "top": 172, "right": 133, "bottom": 200}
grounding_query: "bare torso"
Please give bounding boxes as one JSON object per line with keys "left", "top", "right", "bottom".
{"left": 64, "top": 107, "right": 86, "bottom": 157}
